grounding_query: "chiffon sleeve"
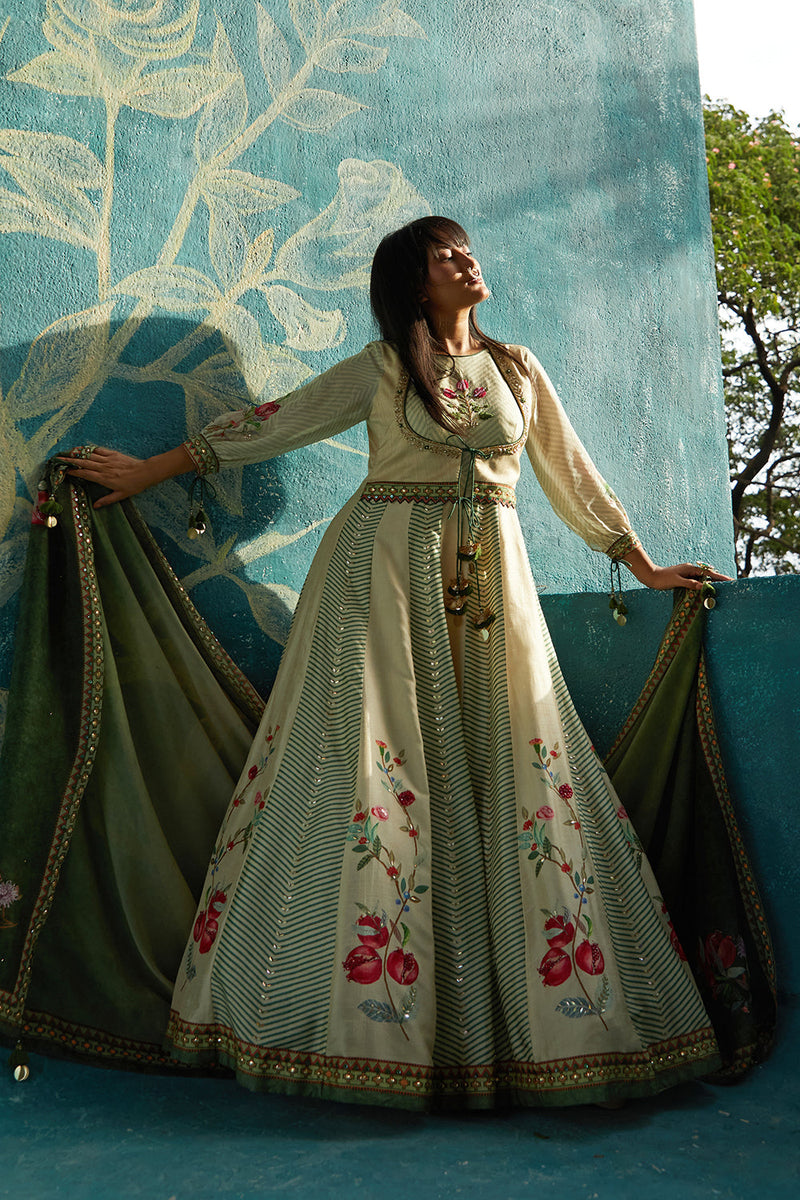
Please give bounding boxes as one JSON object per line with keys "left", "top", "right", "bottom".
{"left": 521, "top": 348, "right": 640, "bottom": 558}
{"left": 183, "top": 342, "right": 383, "bottom": 475}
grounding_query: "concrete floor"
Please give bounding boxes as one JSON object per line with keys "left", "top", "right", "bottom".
{"left": 2, "top": 1000, "right": 797, "bottom": 1200}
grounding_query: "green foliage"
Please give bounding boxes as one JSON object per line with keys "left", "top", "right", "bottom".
{"left": 704, "top": 101, "right": 800, "bottom": 575}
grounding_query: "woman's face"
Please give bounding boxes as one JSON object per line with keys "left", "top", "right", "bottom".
{"left": 421, "top": 239, "right": 490, "bottom": 318}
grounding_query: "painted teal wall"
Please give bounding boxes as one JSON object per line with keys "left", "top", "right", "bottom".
{"left": 0, "top": 0, "right": 734, "bottom": 710}
{"left": 542, "top": 577, "right": 800, "bottom": 998}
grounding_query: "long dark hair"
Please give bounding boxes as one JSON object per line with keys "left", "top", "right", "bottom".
{"left": 370, "top": 216, "right": 527, "bottom": 434}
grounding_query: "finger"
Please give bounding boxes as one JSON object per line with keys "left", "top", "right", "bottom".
{"left": 93, "top": 490, "right": 126, "bottom": 508}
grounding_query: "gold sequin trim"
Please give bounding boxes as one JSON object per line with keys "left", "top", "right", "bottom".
{"left": 7, "top": 486, "right": 104, "bottom": 1019}
{"left": 361, "top": 481, "right": 516, "bottom": 508}
{"left": 166, "top": 1013, "right": 719, "bottom": 1101}
{"left": 606, "top": 531, "right": 641, "bottom": 560}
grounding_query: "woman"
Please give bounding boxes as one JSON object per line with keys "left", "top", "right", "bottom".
{"left": 63, "top": 216, "right": 729, "bottom": 1108}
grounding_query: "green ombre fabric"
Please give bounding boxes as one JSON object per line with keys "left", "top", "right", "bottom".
{"left": 0, "top": 469, "right": 263, "bottom": 1068}
{"left": 605, "top": 589, "right": 777, "bottom": 1078}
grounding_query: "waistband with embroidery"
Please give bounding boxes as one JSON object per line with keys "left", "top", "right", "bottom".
{"left": 360, "top": 481, "right": 516, "bottom": 508}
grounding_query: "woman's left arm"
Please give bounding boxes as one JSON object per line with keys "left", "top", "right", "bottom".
{"left": 521, "top": 348, "right": 732, "bottom": 587}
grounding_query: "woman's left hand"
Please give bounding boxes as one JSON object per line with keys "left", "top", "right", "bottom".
{"left": 640, "top": 562, "right": 734, "bottom": 591}
{"left": 621, "top": 545, "right": 733, "bottom": 590}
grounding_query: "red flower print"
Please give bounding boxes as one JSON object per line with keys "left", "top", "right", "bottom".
{"left": 703, "top": 930, "right": 738, "bottom": 985}
{"left": 442, "top": 387, "right": 458, "bottom": 399}
{"left": 358, "top": 836, "right": 368, "bottom": 845}
{"left": 248, "top": 765, "right": 258, "bottom": 780}
{"left": 343, "top": 945, "right": 383, "bottom": 984}
{"left": 376, "top": 740, "right": 387, "bottom": 749}
{"left": 455, "top": 378, "right": 470, "bottom": 393}
{"left": 371, "top": 806, "right": 389, "bottom": 821}
{"left": 387, "top": 866, "right": 399, "bottom": 878}
{"left": 575, "top": 940, "right": 605, "bottom": 976}
{"left": 192, "top": 910, "right": 206, "bottom": 944}
{"left": 353, "top": 811, "right": 367, "bottom": 823}
{"left": 254, "top": 401, "right": 280, "bottom": 419}
{"left": 544, "top": 914, "right": 575, "bottom": 949}
{"left": 558, "top": 783, "right": 573, "bottom": 800}
{"left": 208, "top": 889, "right": 226, "bottom": 919}
{"left": 387, "top": 949, "right": 419, "bottom": 985}
{"left": 393, "top": 757, "right": 402, "bottom": 765}
{"left": 616, "top": 805, "right": 628, "bottom": 820}
{"left": 530, "top": 738, "right": 544, "bottom": 746}
{"left": 397, "top": 790, "right": 416, "bottom": 807}
{"left": 523, "top": 819, "right": 533, "bottom": 831}
{"left": 473, "top": 385, "right": 488, "bottom": 398}
{"left": 536, "top": 806, "right": 555, "bottom": 820}
{"left": 356, "top": 914, "right": 390, "bottom": 948}
{"left": 560, "top": 862, "right": 572, "bottom": 874}
{"left": 198, "top": 916, "right": 219, "bottom": 954}
{"left": 538, "top": 946, "right": 572, "bottom": 986}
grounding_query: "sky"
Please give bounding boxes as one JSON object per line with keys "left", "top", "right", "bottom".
{"left": 693, "top": 0, "right": 800, "bottom": 127}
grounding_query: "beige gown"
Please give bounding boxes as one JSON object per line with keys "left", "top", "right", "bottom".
{"left": 167, "top": 340, "right": 720, "bottom": 1107}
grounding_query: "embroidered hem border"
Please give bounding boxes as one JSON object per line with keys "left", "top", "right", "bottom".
{"left": 361, "top": 481, "right": 516, "bottom": 507}
{"left": 166, "top": 1013, "right": 720, "bottom": 1103}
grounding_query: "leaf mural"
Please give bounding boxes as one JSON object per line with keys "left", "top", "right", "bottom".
{"left": 201, "top": 169, "right": 299, "bottom": 215}
{"left": 256, "top": 1, "right": 293, "bottom": 96}
{"left": 6, "top": 49, "right": 101, "bottom": 99}
{"left": 1, "top": 0, "right": 431, "bottom": 694}
{"left": 7, "top": 302, "right": 115, "bottom": 423}
{"left": 112, "top": 266, "right": 222, "bottom": 313}
{"left": 207, "top": 195, "right": 252, "bottom": 290}
{"left": 194, "top": 19, "right": 249, "bottom": 162}
{"left": 126, "top": 65, "right": 234, "bottom": 119}
{"left": 278, "top": 88, "right": 364, "bottom": 133}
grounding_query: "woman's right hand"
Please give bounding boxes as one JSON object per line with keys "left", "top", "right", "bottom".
{"left": 57, "top": 444, "right": 195, "bottom": 508}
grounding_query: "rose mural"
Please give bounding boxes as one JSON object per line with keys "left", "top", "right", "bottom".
{"left": 0, "top": 0, "right": 430, "bottom": 732}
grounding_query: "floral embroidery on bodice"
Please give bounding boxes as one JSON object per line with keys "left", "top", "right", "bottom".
{"left": 402, "top": 351, "right": 527, "bottom": 455}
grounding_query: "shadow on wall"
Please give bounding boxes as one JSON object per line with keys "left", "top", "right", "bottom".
{"left": 0, "top": 315, "right": 374, "bottom": 718}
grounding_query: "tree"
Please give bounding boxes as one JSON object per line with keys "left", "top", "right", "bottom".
{"left": 703, "top": 101, "right": 800, "bottom": 576}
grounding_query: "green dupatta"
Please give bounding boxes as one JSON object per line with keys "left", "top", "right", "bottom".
{"left": 0, "top": 466, "right": 263, "bottom": 1069}
{"left": 605, "top": 588, "right": 777, "bottom": 1078}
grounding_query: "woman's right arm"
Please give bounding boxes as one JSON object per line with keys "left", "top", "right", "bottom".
{"left": 60, "top": 444, "right": 196, "bottom": 508}
{"left": 61, "top": 342, "right": 385, "bottom": 507}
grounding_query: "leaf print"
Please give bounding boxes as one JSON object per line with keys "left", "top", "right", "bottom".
{"left": 554, "top": 997, "right": 595, "bottom": 1018}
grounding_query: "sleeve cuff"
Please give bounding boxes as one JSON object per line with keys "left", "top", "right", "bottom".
{"left": 605, "top": 531, "right": 641, "bottom": 559}
{"left": 183, "top": 434, "right": 219, "bottom": 476}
